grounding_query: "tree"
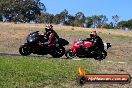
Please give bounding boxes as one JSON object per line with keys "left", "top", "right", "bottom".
{"left": 0, "top": 0, "right": 46, "bottom": 22}
{"left": 112, "top": 15, "right": 119, "bottom": 28}
{"left": 85, "top": 17, "right": 93, "bottom": 28}
{"left": 117, "top": 21, "right": 128, "bottom": 30}
{"left": 52, "top": 14, "right": 61, "bottom": 24}
{"left": 102, "top": 23, "right": 114, "bottom": 29}
{"left": 91, "top": 15, "right": 108, "bottom": 28}
{"left": 59, "top": 9, "right": 68, "bottom": 24}
{"left": 74, "top": 12, "right": 85, "bottom": 26}
{"left": 98, "top": 15, "right": 108, "bottom": 28}
{"left": 0, "top": 13, "right": 2, "bottom": 21}
{"left": 35, "top": 12, "right": 54, "bottom": 23}
{"left": 127, "top": 19, "right": 132, "bottom": 29}
{"left": 92, "top": 15, "right": 100, "bottom": 28}
{"left": 51, "top": 9, "right": 69, "bottom": 24}
{"left": 67, "top": 15, "right": 75, "bottom": 26}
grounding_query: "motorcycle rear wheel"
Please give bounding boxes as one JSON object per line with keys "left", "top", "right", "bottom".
{"left": 50, "top": 47, "right": 65, "bottom": 58}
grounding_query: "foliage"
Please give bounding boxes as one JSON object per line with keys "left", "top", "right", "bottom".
{"left": 117, "top": 19, "right": 132, "bottom": 30}
{"left": 102, "top": 23, "right": 114, "bottom": 29}
{"left": 0, "top": 0, "right": 46, "bottom": 22}
{"left": 0, "top": 1, "right": 132, "bottom": 30}
{"left": 92, "top": 15, "right": 108, "bottom": 28}
{"left": 112, "top": 15, "right": 119, "bottom": 27}
{"left": 128, "top": 19, "right": 132, "bottom": 29}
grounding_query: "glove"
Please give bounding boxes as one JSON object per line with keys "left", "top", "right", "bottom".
{"left": 43, "top": 42, "right": 49, "bottom": 45}
{"left": 39, "top": 42, "right": 49, "bottom": 46}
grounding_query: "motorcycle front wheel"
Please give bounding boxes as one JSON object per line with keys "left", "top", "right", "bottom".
{"left": 65, "top": 50, "right": 76, "bottom": 59}
{"left": 19, "top": 44, "right": 32, "bottom": 56}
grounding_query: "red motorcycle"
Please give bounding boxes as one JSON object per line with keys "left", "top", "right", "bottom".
{"left": 65, "top": 39, "right": 111, "bottom": 60}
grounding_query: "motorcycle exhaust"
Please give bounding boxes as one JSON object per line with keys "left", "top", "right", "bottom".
{"left": 104, "top": 43, "right": 112, "bottom": 51}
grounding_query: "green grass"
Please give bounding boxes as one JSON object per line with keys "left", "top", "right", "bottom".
{"left": 56, "top": 29, "right": 132, "bottom": 41}
{"left": 0, "top": 24, "right": 132, "bottom": 88}
{"left": 100, "top": 33, "right": 132, "bottom": 41}
{"left": 0, "top": 56, "right": 94, "bottom": 88}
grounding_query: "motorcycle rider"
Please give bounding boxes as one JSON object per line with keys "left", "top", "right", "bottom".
{"left": 86, "top": 30, "right": 104, "bottom": 54}
{"left": 39, "top": 24, "right": 59, "bottom": 46}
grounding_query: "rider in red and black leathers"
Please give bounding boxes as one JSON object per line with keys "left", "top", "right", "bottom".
{"left": 40, "top": 25, "right": 59, "bottom": 46}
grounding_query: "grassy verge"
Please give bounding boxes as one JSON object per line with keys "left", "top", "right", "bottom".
{"left": 56, "top": 29, "right": 132, "bottom": 41}
{"left": 0, "top": 56, "right": 94, "bottom": 88}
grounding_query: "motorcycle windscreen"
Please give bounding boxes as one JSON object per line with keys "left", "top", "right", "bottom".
{"left": 26, "top": 32, "right": 39, "bottom": 43}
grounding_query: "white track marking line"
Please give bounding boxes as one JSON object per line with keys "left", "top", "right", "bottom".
{"left": 107, "top": 61, "right": 127, "bottom": 64}
{"left": 118, "top": 62, "right": 127, "bottom": 64}
{"left": 107, "top": 61, "right": 113, "bottom": 63}
{"left": 72, "top": 58, "right": 82, "bottom": 60}
{"left": 72, "top": 59, "right": 127, "bottom": 63}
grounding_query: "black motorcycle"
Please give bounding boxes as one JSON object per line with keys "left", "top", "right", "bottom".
{"left": 19, "top": 31, "right": 69, "bottom": 58}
